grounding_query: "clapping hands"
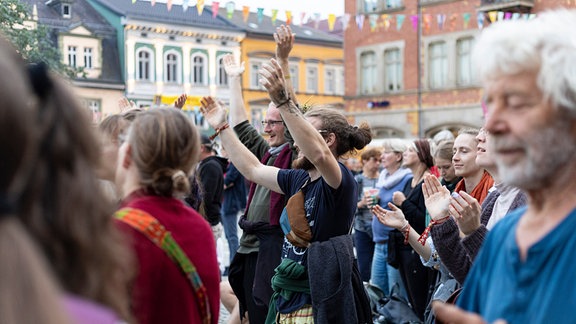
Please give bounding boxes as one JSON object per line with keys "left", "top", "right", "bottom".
{"left": 223, "top": 54, "right": 245, "bottom": 78}
{"left": 199, "top": 96, "right": 228, "bottom": 129}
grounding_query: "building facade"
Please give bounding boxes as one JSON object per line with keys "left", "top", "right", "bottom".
{"left": 344, "top": 0, "right": 572, "bottom": 139}
{"left": 221, "top": 9, "right": 344, "bottom": 133}
{"left": 23, "top": 0, "right": 125, "bottom": 121}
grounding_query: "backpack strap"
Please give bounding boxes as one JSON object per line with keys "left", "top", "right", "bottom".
{"left": 115, "top": 207, "right": 211, "bottom": 324}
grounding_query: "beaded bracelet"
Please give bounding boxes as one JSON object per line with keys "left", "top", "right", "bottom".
{"left": 417, "top": 215, "right": 450, "bottom": 245}
{"left": 400, "top": 221, "right": 410, "bottom": 245}
{"left": 209, "top": 122, "right": 230, "bottom": 141}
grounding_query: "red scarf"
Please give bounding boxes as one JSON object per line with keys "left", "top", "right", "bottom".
{"left": 455, "top": 170, "right": 494, "bottom": 205}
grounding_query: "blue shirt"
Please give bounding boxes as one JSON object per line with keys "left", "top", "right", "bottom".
{"left": 458, "top": 206, "right": 576, "bottom": 323}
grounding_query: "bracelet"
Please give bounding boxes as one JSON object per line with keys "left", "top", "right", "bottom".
{"left": 209, "top": 122, "right": 230, "bottom": 140}
{"left": 400, "top": 222, "right": 410, "bottom": 245}
{"left": 275, "top": 97, "right": 291, "bottom": 108}
{"left": 417, "top": 215, "right": 450, "bottom": 245}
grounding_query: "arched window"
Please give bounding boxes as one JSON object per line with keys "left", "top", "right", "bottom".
{"left": 165, "top": 51, "right": 180, "bottom": 83}
{"left": 136, "top": 48, "right": 153, "bottom": 81}
{"left": 191, "top": 53, "right": 207, "bottom": 85}
{"left": 216, "top": 55, "right": 228, "bottom": 86}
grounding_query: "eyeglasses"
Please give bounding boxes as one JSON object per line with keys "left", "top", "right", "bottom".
{"left": 261, "top": 120, "right": 284, "bottom": 127}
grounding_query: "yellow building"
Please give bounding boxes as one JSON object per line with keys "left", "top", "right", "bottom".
{"left": 221, "top": 10, "right": 344, "bottom": 132}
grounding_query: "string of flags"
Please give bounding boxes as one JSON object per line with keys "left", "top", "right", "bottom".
{"left": 130, "top": 0, "right": 539, "bottom": 32}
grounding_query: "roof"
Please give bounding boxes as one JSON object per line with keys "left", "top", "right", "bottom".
{"left": 89, "top": 0, "right": 239, "bottom": 32}
{"left": 21, "top": 0, "right": 123, "bottom": 84}
{"left": 220, "top": 9, "right": 343, "bottom": 46}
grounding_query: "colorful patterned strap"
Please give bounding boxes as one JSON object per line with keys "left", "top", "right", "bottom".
{"left": 115, "top": 207, "right": 211, "bottom": 324}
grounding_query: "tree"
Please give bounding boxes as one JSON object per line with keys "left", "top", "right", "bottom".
{"left": 0, "top": 0, "right": 82, "bottom": 77}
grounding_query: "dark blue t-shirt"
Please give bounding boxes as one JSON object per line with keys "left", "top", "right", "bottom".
{"left": 277, "top": 162, "right": 358, "bottom": 266}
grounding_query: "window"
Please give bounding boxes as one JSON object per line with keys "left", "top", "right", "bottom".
{"left": 84, "top": 47, "right": 93, "bottom": 69}
{"left": 325, "top": 68, "right": 336, "bottom": 94}
{"left": 251, "top": 107, "right": 264, "bottom": 133}
{"left": 62, "top": 4, "right": 71, "bottom": 18}
{"left": 85, "top": 99, "right": 101, "bottom": 123}
{"left": 191, "top": 54, "right": 206, "bottom": 85}
{"left": 384, "top": 48, "right": 402, "bottom": 92}
{"left": 306, "top": 66, "right": 318, "bottom": 93}
{"left": 337, "top": 69, "right": 345, "bottom": 95}
{"left": 137, "top": 49, "right": 153, "bottom": 81}
{"left": 429, "top": 42, "right": 448, "bottom": 89}
{"left": 361, "top": 0, "right": 402, "bottom": 12}
{"left": 360, "top": 51, "right": 376, "bottom": 94}
{"left": 67, "top": 46, "right": 77, "bottom": 67}
{"left": 250, "top": 62, "right": 262, "bottom": 89}
{"left": 217, "top": 56, "right": 228, "bottom": 86}
{"left": 289, "top": 65, "right": 299, "bottom": 91}
{"left": 364, "top": 0, "right": 378, "bottom": 12}
{"left": 165, "top": 52, "right": 179, "bottom": 83}
{"left": 457, "top": 38, "right": 474, "bottom": 86}
{"left": 386, "top": 0, "right": 402, "bottom": 9}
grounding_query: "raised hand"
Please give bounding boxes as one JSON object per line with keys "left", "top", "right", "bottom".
{"left": 423, "top": 174, "right": 451, "bottom": 221}
{"left": 372, "top": 203, "right": 409, "bottom": 230}
{"left": 118, "top": 97, "right": 136, "bottom": 113}
{"left": 199, "top": 96, "right": 228, "bottom": 129}
{"left": 274, "top": 25, "right": 295, "bottom": 61}
{"left": 450, "top": 191, "right": 482, "bottom": 235}
{"left": 258, "top": 58, "right": 289, "bottom": 106}
{"left": 174, "top": 93, "right": 187, "bottom": 109}
{"left": 223, "top": 54, "right": 245, "bottom": 77}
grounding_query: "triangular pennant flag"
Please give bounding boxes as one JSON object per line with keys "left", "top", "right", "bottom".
{"left": 328, "top": 14, "right": 336, "bottom": 31}
{"left": 437, "top": 14, "right": 446, "bottom": 30}
{"left": 381, "top": 14, "right": 390, "bottom": 30}
{"left": 314, "top": 13, "right": 321, "bottom": 29}
{"left": 356, "top": 14, "right": 365, "bottom": 30}
{"left": 463, "top": 13, "right": 471, "bottom": 28}
{"left": 212, "top": 1, "right": 219, "bottom": 18}
{"left": 257, "top": 8, "right": 264, "bottom": 24}
{"left": 497, "top": 11, "right": 504, "bottom": 21}
{"left": 477, "top": 12, "right": 485, "bottom": 29}
{"left": 488, "top": 11, "right": 497, "bottom": 23}
{"left": 369, "top": 14, "right": 378, "bottom": 31}
{"left": 341, "top": 13, "right": 350, "bottom": 30}
{"left": 529, "top": 13, "right": 536, "bottom": 20}
{"left": 512, "top": 12, "right": 520, "bottom": 20}
{"left": 286, "top": 11, "right": 293, "bottom": 25}
{"left": 396, "top": 14, "right": 405, "bottom": 30}
{"left": 182, "top": 0, "right": 189, "bottom": 12}
{"left": 132, "top": 0, "right": 136, "bottom": 3}
{"left": 242, "top": 6, "right": 250, "bottom": 22}
{"left": 410, "top": 15, "right": 419, "bottom": 31}
{"left": 226, "top": 1, "right": 235, "bottom": 19}
{"left": 423, "top": 14, "right": 431, "bottom": 33}
{"left": 271, "top": 9, "right": 278, "bottom": 25}
{"left": 151, "top": 0, "right": 155, "bottom": 5}
{"left": 504, "top": 12, "right": 512, "bottom": 20}
{"left": 167, "top": 0, "right": 172, "bottom": 11}
{"left": 449, "top": 13, "right": 457, "bottom": 30}
{"left": 197, "top": 0, "right": 205, "bottom": 15}
{"left": 300, "top": 12, "right": 307, "bottom": 26}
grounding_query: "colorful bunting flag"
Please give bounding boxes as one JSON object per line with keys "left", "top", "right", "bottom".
{"left": 257, "top": 8, "right": 264, "bottom": 24}
{"left": 512, "top": 13, "right": 520, "bottom": 20}
{"left": 300, "top": 12, "right": 307, "bottom": 26}
{"left": 410, "top": 15, "right": 418, "bottom": 31}
{"left": 132, "top": 0, "right": 136, "bottom": 3}
{"left": 437, "top": 14, "right": 446, "bottom": 30}
{"left": 182, "top": 0, "right": 189, "bottom": 12}
{"left": 341, "top": 13, "right": 351, "bottom": 30}
{"left": 212, "top": 1, "right": 219, "bottom": 18}
{"left": 356, "top": 14, "right": 365, "bottom": 31}
{"left": 463, "top": 13, "right": 470, "bottom": 28}
{"left": 497, "top": 11, "right": 504, "bottom": 21}
{"left": 423, "top": 14, "right": 431, "bottom": 33}
{"left": 242, "top": 6, "right": 250, "bottom": 22}
{"left": 151, "top": 0, "right": 155, "bottom": 5}
{"left": 369, "top": 14, "right": 378, "bottom": 31}
{"left": 313, "top": 13, "right": 321, "bottom": 29}
{"left": 477, "top": 12, "right": 485, "bottom": 29}
{"left": 396, "top": 14, "right": 405, "bottom": 31}
{"left": 167, "top": 0, "right": 172, "bottom": 11}
{"left": 286, "top": 11, "right": 293, "bottom": 25}
{"left": 488, "top": 11, "right": 497, "bottom": 23}
{"left": 197, "top": 0, "right": 205, "bottom": 15}
{"left": 328, "top": 14, "right": 336, "bottom": 31}
{"left": 504, "top": 12, "right": 512, "bottom": 20}
{"left": 381, "top": 14, "right": 390, "bottom": 30}
{"left": 226, "top": 1, "right": 235, "bottom": 19}
{"left": 449, "top": 13, "right": 457, "bottom": 30}
{"left": 271, "top": 9, "right": 278, "bottom": 25}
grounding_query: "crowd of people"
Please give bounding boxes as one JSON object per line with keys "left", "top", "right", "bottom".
{"left": 2, "top": 8, "right": 576, "bottom": 324}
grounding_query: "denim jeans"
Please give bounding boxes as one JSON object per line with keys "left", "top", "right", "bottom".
{"left": 221, "top": 211, "right": 240, "bottom": 262}
{"left": 353, "top": 229, "right": 375, "bottom": 282}
{"left": 370, "top": 242, "right": 390, "bottom": 295}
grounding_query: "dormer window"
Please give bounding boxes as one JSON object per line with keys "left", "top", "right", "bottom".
{"left": 62, "top": 4, "right": 71, "bottom": 18}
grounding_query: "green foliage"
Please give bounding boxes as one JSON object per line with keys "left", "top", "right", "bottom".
{"left": 0, "top": 0, "right": 83, "bottom": 78}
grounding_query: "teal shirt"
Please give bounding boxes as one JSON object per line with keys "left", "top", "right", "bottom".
{"left": 458, "top": 206, "right": 576, "bottom": 323}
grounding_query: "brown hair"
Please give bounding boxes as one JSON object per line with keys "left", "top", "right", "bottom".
{"left": 1, "top": 38, "right": 132, "bottom": 320}
{"left": 99, "top": 114, "right": 130, "bottom": 142}
{"left": 413, "top": 139, "right": 435, "bottom": 169}
{"left": 434, "top": 140, "right": 455, "bottom": 161}
{"left": 360, "top": 147, "right": 382, "bottom": 161}
{"left": 128, "top": 108, "right": 200, "bottom": 197}
{"left": 304, "top": 107, "right": 372, "bottom": 157}
{"left": 0, "top": 35, "right": 71, "bottom": 324}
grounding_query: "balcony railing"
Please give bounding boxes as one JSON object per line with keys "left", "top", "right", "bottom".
{"left": 478, "top": 0, "right": 534, "bottom": 13}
